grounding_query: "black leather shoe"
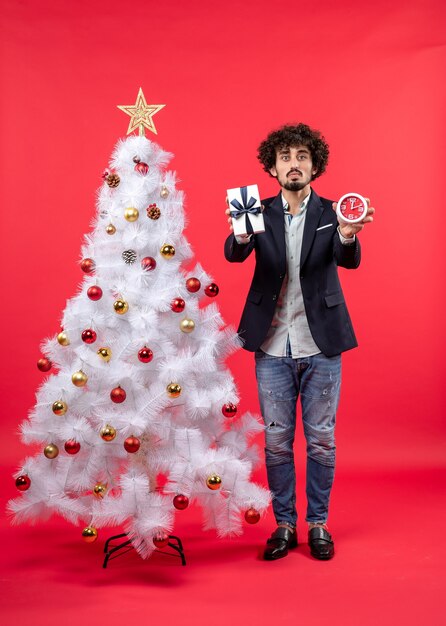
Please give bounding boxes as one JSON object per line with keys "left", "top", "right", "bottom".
{"left": 264, "top": 527, "right": 298, "bottom": 561}
{"left": 308, "top": 526, "right": 334, "bottom": 560}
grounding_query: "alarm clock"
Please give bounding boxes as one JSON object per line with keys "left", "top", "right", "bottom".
{"left": 336, "top": 193, "right": 368, "bottom": 224}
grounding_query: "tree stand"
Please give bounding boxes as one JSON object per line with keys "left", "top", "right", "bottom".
{"left": 103, "top": 532, "right": 186, "bottom": 568}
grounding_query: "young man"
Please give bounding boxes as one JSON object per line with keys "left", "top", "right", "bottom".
{"left": 224, "top": 124, "right": 374, "bottom": 561}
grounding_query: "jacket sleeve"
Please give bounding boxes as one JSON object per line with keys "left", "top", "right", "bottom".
{"left": 224, "top": 233, "right": 255, "bottom": 263}
{"left": 333, "top": 234, "right": 361, "bottom": 269}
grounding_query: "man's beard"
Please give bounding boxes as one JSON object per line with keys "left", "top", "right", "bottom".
{"left": 282, "top": 180, "right": 309, "bottom": 191}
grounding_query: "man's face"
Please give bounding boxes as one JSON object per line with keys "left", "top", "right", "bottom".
{"left": 269, "top": 145, "right": 317, "bottom": 191}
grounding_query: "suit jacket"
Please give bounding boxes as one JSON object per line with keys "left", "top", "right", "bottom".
{"left": 224, "top": 189, "right": 361, "bottom": 357}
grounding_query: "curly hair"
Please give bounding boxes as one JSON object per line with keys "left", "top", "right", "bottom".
{"left": 257, "top": 123, "right": 329, "bottom": 180}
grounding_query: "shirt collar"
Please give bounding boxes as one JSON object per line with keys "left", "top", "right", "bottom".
{"left": 282, "top": 189, "right": 312, "bottom": 214}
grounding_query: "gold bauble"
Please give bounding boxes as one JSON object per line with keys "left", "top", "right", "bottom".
{"left": 160, "top": 185, "right": 169, "bottom": 199}
{"left": 82, "top": 527, "right": 98, "bottom": 543}
{"left": 166, "top": 382, "right": 182, "bottom": 398}
{"left": 180, "top": 318, "right": 195, "bottom": 333}
{"left": 97, "top": 347, "right": 112, "bottom": 362}
{"left": 160, "top": 244, "right": 175, "bottom": 259}
{"left": 44, "top": 443, "right": 59, "bottom": 459}
{"left": 72, "top": 370, "right": 88, "bottom": 387}
{"left": 114, "top": 299, "right": 129, "bottom": 315}
{"left": 52, "top": 400, "right": 67, "bottom": 415}
{"left": 57, "top": 331, "right": 70, "bottom": 346}
{"left": 124, "top": 207, "right": 139, "bottom": 222}
{"left": 93, "top": 483, "right": 108, "bottom": 499}
{"left": 100, "top": 424, "right": 116, "bottom": 441}
{"left": 206, "top": 474, "right": 222, "bottom": 490}
{"left": 106, "top": 223, "right": 116, "bottom": 235}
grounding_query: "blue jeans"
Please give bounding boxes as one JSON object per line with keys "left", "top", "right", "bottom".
{"left": 255, "top": 350, "right": 341, "bottom": 527}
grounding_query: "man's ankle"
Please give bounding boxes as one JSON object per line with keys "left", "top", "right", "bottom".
{"left": 277, "top": 523, "right": 295, "bottom": 533}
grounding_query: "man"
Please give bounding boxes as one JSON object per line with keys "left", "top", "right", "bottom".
{"left": 224, "top": 124, "right": 374, "bottom": 561}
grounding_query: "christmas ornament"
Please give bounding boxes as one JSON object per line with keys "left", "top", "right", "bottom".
{"left": 160, "top": 244, "right": 175, "bottom": 259}
{"left": 100, "top": 425, "right": 116, "bottom": 442}
{"left": 138, "top": 347, "right": 153, "bottom": 363}
{"left": 117, "top": 88, "right": 166, "bottom": 136}
{"left": 87, "top": 285, "right": 103, "bottom": 301}
{"left": 153, "top": 533, "right": 169, "bottom": 549}
{"left": 114, "top": 299, "right": 129, "bottom": 314}
{"left": 222, "top": 403, "right": 238, "bottom": 418}
{"left": 81, "top": 329, "right": 97, "bottom": 344}
{"left": 171, "top": 298, "right": 185, "bottom": 313}
{"left": 134, "top": 161, "right": 149, "bottom": 175}
{"left": 57, "top": 331, "right": 70, "bottom": 346}
{"left": 44, "top": 443, "right": 59, "bottom": 459}
{"left": 146, "top": 203, "right": 161, "bottom": 220}
{"left": 122, "top": 249, "right": 137, "bottom": 264}
{"left": 93, "top": 483, "right": 107, "bottom": 499}
{"left": 141, "top": 256, "right": 156, "bottom": 271}
{"left": 124, "top": 436, "right": 140, "bottom": 453}
{"left": 82, "top": 526, "right": 98, "bottom": 543}
{"left": 52, "top": 400, "right": 67, "bottom": 416}
{"left": 80, "top": 258, "right": 95, "bottom": 274}
{"left": 166, "top": 383, "right": 182, "bottom": 398}
{"left": 206, "top": 474, "right": 222, "bottom": 490}
{"left": 64, "top": 440, "right": 81, "bottom": 455}
{"left": 204, "top": 283, "right": 219, "bottom": 297}
{"left": 180, "top": 318, "right": 195, "bottom": 333}
{"left": 110, "top": 386, "right": 126, "bottom": 403}
{"left": 106, "top": 173, "right": 120, "bottom": 188}
{"left": 37, "top": 357, "right": 52, "bottom": 372}
{"left": 97, "top": 347, "right": 112, "bottom": 362}
{"left": 72, "top": 370, "right": 88, "bottom": 387}
{"left": 160, "top": 185, "right": 169, "bottom": 199}
{"left": 186, "top": 277, "right": 201, "bottom": 293}
{"left": 106, "top": 223, "right": 116, "bottom": 235}
{"left": 124, "top": 207, "right": 139, "bottom": 222}
{"left": 173, "top": 494, "right": 189, "bottom": 510}
{"left": 244, "top": 508, "right": 261, "bottom": 524}
{"left": 336, "top": 192, "right": 368, "bottom": 223}
{"left": 15, "top": 475, "right": 31, "bottom": 491}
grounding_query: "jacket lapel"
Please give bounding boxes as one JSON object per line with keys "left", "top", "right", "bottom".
{"left": 267, "top": 193, "right": 286, "bottom": 263}
{"left": 300, "top": 190, "right": 324, "bottom": 269}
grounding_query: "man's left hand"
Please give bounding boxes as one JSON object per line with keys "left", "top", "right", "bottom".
{"left": 332, "top": 198, "right": 375, "bottom": 238}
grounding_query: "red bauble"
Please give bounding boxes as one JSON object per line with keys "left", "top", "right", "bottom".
{"left": 222, "top": 403, "right": 238, "bottom": 418}
{"left": 135, "top": 162, "right": 149, "bottom": 175}
{"left": 245, "top": 508, "right": 261, "bottom": 524}
{"left": 171, "top": 298, "right": 185, "bottom": 313}
{"left": 138, "top": 347, "right": 153, "bottom": 363}
{"left": 153, "top": 533, "right": 169, "bottom": 549}
{"left": 124, "top": 436, "right": 140, "bottom": 453}
{"left": 141, "top": 257, "right": 157, "bottom": 271}
{"left": 80, "top": 258, "right": 95, "bottom": 274}
{"left": 204, "top": 282, "right": 219, "bottom": 297}
{"left": 82, "top": 329, "right": 97, "bottom": 344}
{"left": 173, "top": 494, "right": 189, "bottom": 510}
{"left": 15, "top": 475, "right": 31, "bottom": 491}
{"left": 64, "top": 440, "right": 81, "bottom": 455}
{"left": 110, "top": 386, "right": 126, "bottom": 403}
{"left": 37, "top": 357, "right": 52, "bottom": 372}
{"left": 87, "top": 286, "right": 103, "bottom": 301}
{"left": 186, "top": 277, "right": 201, "bottom": 293}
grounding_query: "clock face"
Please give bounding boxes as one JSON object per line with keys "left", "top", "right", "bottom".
{"left": 337, "top": 193, "right": 367, "bottom": 223}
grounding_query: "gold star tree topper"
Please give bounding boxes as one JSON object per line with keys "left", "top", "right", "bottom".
{"left": 117, "top": 88, "right": 165, "bottom": 136}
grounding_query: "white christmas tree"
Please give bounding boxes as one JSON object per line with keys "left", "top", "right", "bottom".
{"left": 9, "top": 91, "right": 270, "bottom": 559}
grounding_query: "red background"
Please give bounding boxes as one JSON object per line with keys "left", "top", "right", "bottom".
{"left": 1, "top": 1, "right": 445, "bottom": 624}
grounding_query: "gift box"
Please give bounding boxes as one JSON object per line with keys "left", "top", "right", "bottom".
{"left": 227, "top": 184, "right": 265, "bottom": 236}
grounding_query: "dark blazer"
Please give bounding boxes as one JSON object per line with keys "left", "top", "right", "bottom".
{"left": 224, "top": 190, "right": 361, "bottom": 357}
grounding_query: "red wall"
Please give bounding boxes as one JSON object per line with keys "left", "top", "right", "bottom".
{"left": 1, "top": 0, "right": 445, "bottom": 470}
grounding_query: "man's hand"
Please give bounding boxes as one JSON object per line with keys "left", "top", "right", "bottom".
{"left": 333, "top": 198, "right": 375, "bottom": 238}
